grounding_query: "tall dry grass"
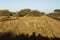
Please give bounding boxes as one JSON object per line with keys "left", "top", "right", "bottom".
{"left": 0, "top": 16, "right": 60, "bottom": 38}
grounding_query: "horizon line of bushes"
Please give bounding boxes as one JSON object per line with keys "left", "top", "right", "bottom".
{"left": 0, "top": 8, "right": 60, "bottom": 20}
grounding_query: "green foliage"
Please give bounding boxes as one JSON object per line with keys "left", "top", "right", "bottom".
{"left": 11, "top": 12, "right": 18, "bottom": 17}
{"left": 0, "top": 10, "right": 13, "bottom": 16}
{"left": 0, "top": 9, "right": 60, "bottom": 19}
{"left": 30, "top": 10, "right": 45, "bottom": 17}
{"left": 46, "top": 9, "right": 60, "bottom": 21}
{"left": 18, "top": 9, "right": 45, "bottom": 17}
{"left": 54, "top": 9, "right": 60, "bottom": 13}
{"left": 18, "top": 9, "right": 31, "bottom": 17}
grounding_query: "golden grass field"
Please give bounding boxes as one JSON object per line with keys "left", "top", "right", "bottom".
{"left": 0, "top": 15, "right": 60, "bottom": 38}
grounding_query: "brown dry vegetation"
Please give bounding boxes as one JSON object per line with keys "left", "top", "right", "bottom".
{"left": 0, "top": 15, "right": 60, "bottom": 38}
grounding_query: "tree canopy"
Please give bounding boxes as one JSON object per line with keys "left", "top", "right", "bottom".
{"left": 0, "top": 10, "right": 13, "bottom": 16}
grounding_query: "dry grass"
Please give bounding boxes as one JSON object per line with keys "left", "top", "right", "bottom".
{"left": 0, "top": 15, "right": 60, "bottom": 38}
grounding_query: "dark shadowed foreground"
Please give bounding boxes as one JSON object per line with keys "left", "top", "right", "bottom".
{"left": 0, "top": 32, "right": 60, "bottom": 40}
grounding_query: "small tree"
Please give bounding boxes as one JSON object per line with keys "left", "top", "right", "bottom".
{"left": 54, "top": 9, "right": 60, "bottom": 13}
{"left": 18, "top": 9, "right": 31, "bottom": 17}
{"left": 0, "top": 10, "right": 13, "bottom": 16}
{"left": 30, "top": 10, "right": 45, "bottom": 17}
